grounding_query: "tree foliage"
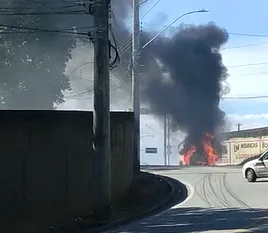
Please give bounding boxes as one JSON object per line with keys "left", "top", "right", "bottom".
{"left": 0, "top": 0, "right": 84, "bottom": 109}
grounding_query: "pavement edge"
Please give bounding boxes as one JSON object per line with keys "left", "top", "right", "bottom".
{"left": 83, "top": 171, "right": 188, "bottom": 233}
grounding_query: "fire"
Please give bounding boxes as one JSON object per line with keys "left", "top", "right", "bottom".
{"left": 181, "top": 146, "right": 196, "bottom": 165}
{"left": 203, "top": 132, "right": 218, "bottom": 165}
{"left": 180, "top": 132, "right": 218, "bottom": 166}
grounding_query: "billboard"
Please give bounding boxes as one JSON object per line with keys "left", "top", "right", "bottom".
{"left": 227, "top": 137, "right": 268, "bottom": 164}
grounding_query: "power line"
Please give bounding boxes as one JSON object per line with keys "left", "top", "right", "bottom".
{"left": 141, "top": 0, "right": 160, "bottom": 19}
{"left": 228, "top": 61, "right": 268, "bottom": 68}
{"left": 0, "top": 0, "right": 93, "bottom": 17}
{"left": 143, "top": 22, "right": 268, "bottom": 39}
{"left": 0, "top": 3, "right": 82, "bottom": 9}
{"left": 0, "top": 23, "right": 92, "bottom": 36}
{"left": 230, "top": 71, "right": 268, "bottom": 76}
{"left": 0, "top": 0, "right": 82, "bottom": 4}
{"left": 109, "top": 23, "right": 121, "bottom": 69}
{"left": 222, "top": 41, "right": 268, "bottom": 50}
{"left": 119, "top": 0, "right": 161, "bottom": 55}
{"left": 0, "top": 10, "right": 87, "bottom": 15}
{"left": 229, "top": 32, "right": 268, "bottom": 38}
{"left": 142, "top": 22, "right": 268, "bottom": 50}
{"left": 223, "top": 95, "right": 268, "bottom": 100}
{"left": 0, "top": 5, "right": 88, "bottom": 15}
{"left": 124, "top": 0, "right": 154, "bottom": 24}
{"left": 62, "top": 90, "right": 268, "bottom": 102}
{"left": 118, "top": 0, "right": 161, "bottom": 54}
{"left": 66, "top": 62, "right": 93, "bottom": 76}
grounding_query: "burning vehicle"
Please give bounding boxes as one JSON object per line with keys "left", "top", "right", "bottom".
{"left": 179, "top": 133, "right": 223, "bottom": 166}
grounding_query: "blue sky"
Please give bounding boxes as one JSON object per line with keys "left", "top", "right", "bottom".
{"left": 142, "top": 0, "right": 268, "bottom": 34}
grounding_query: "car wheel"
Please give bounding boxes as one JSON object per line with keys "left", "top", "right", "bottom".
{"left": 246, "top": 168, "right": 257, "bottom": 182}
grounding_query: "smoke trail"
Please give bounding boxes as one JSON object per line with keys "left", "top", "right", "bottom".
{"left": 140, "top": 23, "right": 229, "bottom": 154}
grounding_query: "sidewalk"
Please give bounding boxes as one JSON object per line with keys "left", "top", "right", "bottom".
{"left": 51, "top": 172, "right": 179, "bottom": 233}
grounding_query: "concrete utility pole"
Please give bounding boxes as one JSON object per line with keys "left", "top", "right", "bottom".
{"left": 167, "top": 116, "right": 171, "bottom": 165}
{"left": 163, "top": 114, "right": 167, "bottom": 165}
{"left": 132, "top": 0, "right": 141, "bottom": 174}
{"left": 92, "top": 0, "right": 111, "bottom": 217}
{"left": 236, "top": 123, "right": 242, "bottom": 131}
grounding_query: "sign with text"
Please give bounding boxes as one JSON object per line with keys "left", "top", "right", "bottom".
{"left": 230, "top": 138, "right": 260, "bottom": 164}
{"left": 228, "top": 137, "right": 268, "bottom": 164}
{"left": 145, "top": 147, "right": 157, "bottom": 154}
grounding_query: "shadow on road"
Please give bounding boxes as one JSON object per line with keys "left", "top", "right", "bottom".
{"left": 112, "top": 207, "right": 268, "bottom": 232}
{"left": 255, "top": 179, "right": 268, "bottom": 183}
{"left": 141, "top": 165, "right": 240, "bottom": 172}
{"left": 141, "top": 166, "right": 182, "bottom": 171}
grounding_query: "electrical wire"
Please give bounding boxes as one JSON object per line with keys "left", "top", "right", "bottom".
{"left": 63, "top": 18, "right": 121, "bottom": 73}
{"left": 124, "top": 0, "right": 149, "bottom": 24}
{"left": 60, "top": 70, "right": 124, "bottom": 105}
{"left": 142, "top": 22, "right": 268, "bottom": 40}
{"left": 229, "top": 32, "right": 268, "bottom": 38}
{"left": 0, "top": 23, "right": 93, "bottom": 36}
{"left": 0, "top": 31, "right": 88, "bottom": 39}
{"left": 0, "top": 1, "right": 87, "bottom": 14}
{"left": 228, "top": 62, "right": 268, "bottom": 68}
{"left": 140, "top": 22, "right": 268, "bottom": 54}
{"left": 0, "top": 0, "right": 82, "bottom": 4}
{"left": 0, "top": 1, "right": 93, "bottom": 35}
{"left": 119, "top": 0, "right": 161, "bottom": 56}
{"left": 230, "top": 71, "right": 268, "bottom": 76}
{"left": 109, "top": 41, "right": 120, "bottom": 69}
{"left": 109, "top": 22, "right": 120, "bottom": 69}
{"left": 223, "top": 96, "right": 268, "bottom": 100}
{"left": 140, "top": 0, "right": 160, "bottom": 20}
{"left": 117, "top": 20, "right": 268, "bottom": 100}
{"left": 66, "top": 62, "right": 93, "bottom": 76}
{"left": 222, "top": 41, "right": 268, "bottom": 50}
{"left": 0, "top": 0, "right": 122, "bottom": 104}
{"left": 0, "top": 3, "right": 83, "bottom": 10}
{"left": 0, "top": 10, "right": 87, "bottom": 15}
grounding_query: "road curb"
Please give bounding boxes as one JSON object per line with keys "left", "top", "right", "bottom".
{"left": 83, "top": 172, "right": 187, "bottom": 233}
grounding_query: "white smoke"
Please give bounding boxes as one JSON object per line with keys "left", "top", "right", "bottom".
{"left": 56, "top": 40, "right": 131, "bottom": 111}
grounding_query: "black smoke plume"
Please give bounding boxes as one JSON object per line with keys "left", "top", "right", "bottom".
{"left": 109, "top": 2, "right": 230, "bottom": 158}
{"left": 108, "top": 1, "right": 230, "bottom": 158}
{"left": 140, "top": 23, "right": 229, "bottom": 156}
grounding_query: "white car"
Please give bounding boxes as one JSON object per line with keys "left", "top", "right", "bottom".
{"left": 242, "top": 149, "right": 268, "bottom": 182}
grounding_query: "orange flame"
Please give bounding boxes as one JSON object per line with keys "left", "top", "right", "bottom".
{"left": 202, "top": 132, "right": 218, "bottom": 165}
{"left": 180, "top": 145, "right": 196, "bottom": 165}
{"left": 180, "top": 132, "right": 218, "bottom": 166}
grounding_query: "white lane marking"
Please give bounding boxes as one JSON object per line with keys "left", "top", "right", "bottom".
{"left": 171, "top": 180, "right": 195, "bottom": 209}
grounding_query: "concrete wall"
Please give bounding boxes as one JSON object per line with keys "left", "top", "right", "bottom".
{"left": 0, "top": 110, "right": 134, "bottom": 232}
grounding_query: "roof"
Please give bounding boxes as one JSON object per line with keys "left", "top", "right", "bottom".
{"left": 220, "top": 126, "right": 268, "bottom": 140}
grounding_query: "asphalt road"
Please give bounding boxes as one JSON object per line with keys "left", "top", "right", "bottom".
{"left": 108, "top": 166, "right": 268, "bottom": 233}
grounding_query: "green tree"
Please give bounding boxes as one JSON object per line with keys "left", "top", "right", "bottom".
{"left": 0, "top": 0, "right": 84, "bottom": 109}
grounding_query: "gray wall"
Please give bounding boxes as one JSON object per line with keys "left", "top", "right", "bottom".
{"left": 0, "top": 110, "right": 134, "bottom": 233}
